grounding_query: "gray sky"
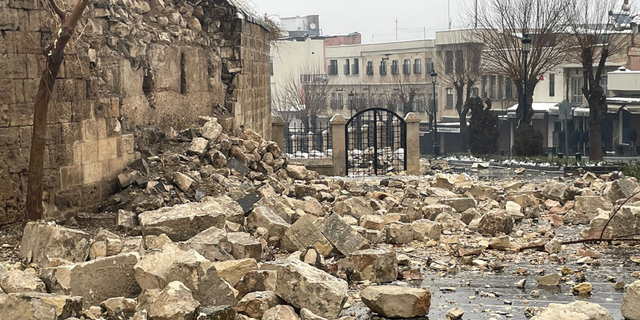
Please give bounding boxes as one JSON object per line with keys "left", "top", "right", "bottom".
{"left": 248, "top": 0, "right": 473, "bottom": 43}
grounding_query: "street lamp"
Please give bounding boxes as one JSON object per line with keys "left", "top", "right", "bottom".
{"left": 348, "top": 90, "right": 354, "bottom": 117}
{"left": 430, "top": 66, "right": 440, "bottom": 157}
{"left": 521, "top": 34, "right": 531, "bottom": 124}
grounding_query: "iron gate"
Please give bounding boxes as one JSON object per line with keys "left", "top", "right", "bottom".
{"left": 345, "top": 108, "right": 407, "bottom": 176}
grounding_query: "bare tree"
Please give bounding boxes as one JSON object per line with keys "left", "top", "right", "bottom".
{"left": 272, "top": 66, "right": 333, "bottom": 130}
{"left": 384, "top": 73, "right": 427, "bottom": 115}
{"left": 438, "top": 36, "right": 484, "bottom": 151}
{"left": 26, "top": 0, "right": 89, "bottom": 221}
{"left": 474, "top": 0, "right": 570, "bottom": 155}
{"left": 564, "top": 0, "right": 632, "bottom": 160}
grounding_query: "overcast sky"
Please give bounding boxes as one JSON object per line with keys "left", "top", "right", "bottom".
{"left": 248, "top": 0, "right": 474, "bottom": 43}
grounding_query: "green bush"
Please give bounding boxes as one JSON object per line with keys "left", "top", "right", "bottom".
{"left": 468, "top": 97, "right": 500, "bottom": 156}
{"left": 513, "top": 123, "right": 543, "bottom": 156}
{"left": 622, "top": 161, "right": 640, "bottom": 180}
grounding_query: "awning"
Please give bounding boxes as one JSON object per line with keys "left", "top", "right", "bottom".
{"left": 607, "top": 97, "right": 640, "bottom": 114}
{"left": 507, "top": 102, "right": 590, "bottom": 117}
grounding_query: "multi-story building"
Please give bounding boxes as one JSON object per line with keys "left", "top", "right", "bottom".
{"left": 271, "top": 20, "right": 640, "bottom": 156}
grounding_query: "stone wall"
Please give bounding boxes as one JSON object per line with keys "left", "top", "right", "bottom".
{"left": 0, "top": 0, "right": 272, "bottom": 225}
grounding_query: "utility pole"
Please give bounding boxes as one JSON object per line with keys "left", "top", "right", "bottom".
{"left": 396, "top": 18, "right": 398, "bottom": 41}
{"left": 448, "top": 0, "right": 451, "bottom": 29}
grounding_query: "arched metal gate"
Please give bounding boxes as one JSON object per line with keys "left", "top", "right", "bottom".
{"left": 345, "top": 108, "right": 407, "bottom": 176}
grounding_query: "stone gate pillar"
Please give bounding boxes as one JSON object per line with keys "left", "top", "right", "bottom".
{"left": 271, "top": 116, "right": 285, "bottom": 151}
{"left": 330, "top": 114, "right": 347, "bottom": 176}
{"left": 405, "top": 112, "right": 421, "bottom": 175}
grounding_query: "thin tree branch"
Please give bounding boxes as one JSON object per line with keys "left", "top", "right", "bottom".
{"left": 48, "top": 0, "right": 66, "bottom": 21}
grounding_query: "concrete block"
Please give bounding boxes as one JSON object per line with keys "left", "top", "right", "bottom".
{"left": 15, "top": 31, "right": 40, "bottom": 54}
{"left": 122, "top": 134, "right": 134, "bottom": 154}
{"left": 0, "top": 127, "right": 20, "bottom": 147}
{"left": 81, "top": 119, "right": 98, "bottom": 141}
{"left": 18, "top": 126, "right": 31, "bottom": 147}
{"left": 72, "top": 100, "right": 94, "bottom": 122}
{"left": 96, "top": 118, "right": 107, "bottom": 139}
{"left": 0, "top": 79, "right": 16, "bottom": 104}
{"left": 61, "top": 122, "right": 82, "bottom": 143}
{"left": 108, "top": 158, "right": 125, "bottom": 178}
{"left": 60, "top": 165, "right": 83, "bottom": 189}
{"left": 0, "top": 8, "right": 19, "bottom": 31}
{"left": 98, "top": 138, "right": 118, "bottom": 162}
{"left": 26, "top": 54, "right": 44, "bottom": 79}
{"left": 81, "top": 141, "right": 98, "bottom": 164}
{"left": 12, "top": 79, "right": 24, "bottom": 103}
{"left": 23, "top": 79, "right": 39, "bottom": 105}
{"left": 83, "top": 162, "right": 103, "bottom": 184}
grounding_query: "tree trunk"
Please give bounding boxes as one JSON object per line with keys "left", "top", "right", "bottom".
{"left": 587, "top": 92, "right": 606, "bottom": 161}
{"left": 454, "top": 84, "right": 466, "bottom": 152}
{"left": 26, "top": 0, "right": 89, "bottom": 221}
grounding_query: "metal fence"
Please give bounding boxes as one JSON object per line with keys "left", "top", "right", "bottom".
{"left": 284, "top": 121, "right": 332, "bottom": 159}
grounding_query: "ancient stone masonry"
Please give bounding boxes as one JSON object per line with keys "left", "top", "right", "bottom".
{"left": 0, "top": 0, "right": 272, "bottom": 225}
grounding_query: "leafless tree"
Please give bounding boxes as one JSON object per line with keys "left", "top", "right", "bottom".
{"left": 438, "top": 36, "right": 484, "bottom": 151}
{"left": 564, "top": 0, "right": 632, "bottom": 160}
{"left": 272, "top": 65, "right": 333, "bottom": 130}
{"left": 383, "top": 73, "right": 428, "bottom": 115}
{"left": 474, "top": 0, "right": 571, "bottom": 123}
{"left": 26, "top": 0, "right": 89, "bottom": 221}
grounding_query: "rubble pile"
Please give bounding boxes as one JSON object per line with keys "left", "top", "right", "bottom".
{"left": 2, "top": 121, "right": 640, "bottom": 319}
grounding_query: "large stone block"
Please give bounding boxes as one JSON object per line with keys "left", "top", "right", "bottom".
{"left": 622, "top": 280, "right": 640, "bottom": 320}
{"left": 227, "top": 232, "right": 262, "bottom": 260}
{"left": 280, "top": 214, "right": 333, "bottom": 257}
{"left": 134, "top": 244, "right": 236, "bottom": 307}
{"left": 276, "top": 260, "right": 348, "bottom": 319}
{"left": 531, "top": 301, "right": 613, "bottom": 320}
{"left": 41, "top": 252, "right": 141, "bottom": 305}
{"left": 139, "top": 199, "right": 227, "bottom": 241}
{"left": 338, "top": 249, "right": 398, "bottom": 283}
{"left": 318, "top": 213, "right": 366, "bottom": 256}
{"left": 361, "top": 285, "right": 431, "bottom": 319}
{"left": 0, "top": 293, "right": 83, "bottom": 320}
{"left": 19, "top": 221, "right": 91, "bottom": 266}
{"left": 247, "top": 206, "right": 290, "bottom": 239}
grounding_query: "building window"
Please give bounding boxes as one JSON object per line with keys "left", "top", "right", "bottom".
{"left": 338, "top": 92, "right": 344, "bottom": 109}
{"left": 391, "top": 60, "right": 399, "bottom": 75}
{"left": 505, "top": 78, "right": 513, "bottom": 99}
{"left": 446, "top": 88, "right": 454, "bottom": 109}
{"left": 403, "top": 59, "right": 411, "bottom": 74}
{"left": 366, "top": 61, "right": 373, "bottom": 75}
{"left": 353, "top": 58, "right": 359, "bottom": 75}
{"left": 328, "top": 60, "right": 338, "bottom": 75}
{"left": 380, "top": 60, "right": 387, "bottom": 75}
{"left": 416, "top": 96, "right": 426, "bottom": 112}
{"left": 445, "top": 50, "right": 454, "bottom": 74}
{"left": 426, "top": 58, "right": 433, "bottom": 73}
{"left": 414, "top": 59, "right": 422, "bottom": 74}
{"left": 330, "top": 93, "right": 338, "bottom": 109}
{"left": 489, "top": 76, "right": 497, "bottom": 99}
{"left": 471, "top": 87, "right": 479, "bottom": 97}
{"left": 455, "top": 50, "right": 464, "bottom": 73}
{"left": 481, "top": 76, "right": 487, "bottom": 98}
{"left": 270, "top": 60, "right": 273, "bottom": 76}
{"left": 498, "top": 75, "right": 504, "bottom": 99}
{"left": 344, "top": 59, "right": 350, "bottom": 75}
{"left": 429, "top": 93, "right": 439, "bottom": 114}
{"left": 571, "top": 77, "right": 584, "bottom": 103}
{"left": 549, "top": 73, "right": 555, "bottom": 97}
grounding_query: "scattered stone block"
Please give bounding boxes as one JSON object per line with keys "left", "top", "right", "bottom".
{"left": 361, "top": 285, "right": 431, "bottom": 318}
{"left": 338, "top": 249, "right": 398, "bottom": 283}
{"left": 276, "top": 260, "right": 348, "bottom": 319}
{"left": 318, "top": 214, "right": 366, "bottom": 256}
{"left": 19, "top": 222, "right": 91, "bottom": 266}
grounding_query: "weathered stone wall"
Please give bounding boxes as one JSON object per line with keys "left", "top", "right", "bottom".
{"left": 0, "top": 0, "right": 272, "bottom": 225}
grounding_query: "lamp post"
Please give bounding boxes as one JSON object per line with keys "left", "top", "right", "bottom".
{"left": 348, "top": 90, "right": 354, "bottom": 117}
{"left": 430, "top": 66, "right": 439, "bottom": 157}
{"left": 521, "top": 34, "right": 531, "bottom": 124}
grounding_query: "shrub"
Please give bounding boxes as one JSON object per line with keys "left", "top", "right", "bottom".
{"left": 468, "top": 97, "right": 500, "bottom": 156}
{"left": 622, "top": 161, "right": 640, "bottom": 180}
{"left": 513, "top": 123, "right": 544, "bottom": 156}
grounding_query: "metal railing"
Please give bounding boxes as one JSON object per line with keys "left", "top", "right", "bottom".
{"left": 284, "top": 121, "right": 333, "bottom": 159}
